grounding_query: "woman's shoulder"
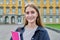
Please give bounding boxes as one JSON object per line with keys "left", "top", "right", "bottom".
{"left": 15, "top": 27, "right": 21, "bottom": 32}
{"left": 37, "top": 26, "right": 49, "bottom": 35}
{"left": 36, "top": 26, "right": 48, "bottom": 33}
{"left": 37, "top": 26, "right": 46, "bottom": 31}
{"left": 37, "top": 26, "right": 50, "bottom": 40}
{"left": 15, "top": 27, "right": 24, "bottom": 32}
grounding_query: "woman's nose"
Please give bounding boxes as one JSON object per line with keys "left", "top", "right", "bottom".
{"left": 29, "top": 13, "right": 32, "bottom": 17}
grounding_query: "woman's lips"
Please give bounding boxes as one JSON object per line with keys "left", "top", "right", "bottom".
{"left": 28, "top": 17, "right": 34, "bottom": 20}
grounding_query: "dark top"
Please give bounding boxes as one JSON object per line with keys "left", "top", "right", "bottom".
{"left": 10, "top": 26, "right": 50, "bottom": 40}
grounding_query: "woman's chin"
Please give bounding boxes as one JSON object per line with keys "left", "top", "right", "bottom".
{"left": 28, "top": 20, "right": 35, "bottom": 23}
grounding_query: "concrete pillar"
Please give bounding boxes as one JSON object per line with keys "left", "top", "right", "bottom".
{"left": 21, "top": 15, "right": 24, "bottom": 24}
{"left": 3, "top": 15, "right": 5, "bottom": 24}
{"left": 20, "top": 16, "right": 22, "bottom": 24}
{"left": 9, "top": 16, "right": 11, "bottom": 24}
{"left": 15, "top": 16, "right": 17, "bottom": 24}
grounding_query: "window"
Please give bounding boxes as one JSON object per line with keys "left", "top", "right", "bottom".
{"left": 18, "top": 17, "right": 21, "bottom": 22}
{"left": 43, "top": 17, "right": 46, "bottom": 23}
{"left": 24, "top": 0, "right": 28, "bottom": 4}
{"left": 50, "top": 0, "right": 52, "bottom": 5}
{"left": 49, "top": 7, "right": 53, "bottom": 22}
{"left": 56, "top": 7, "right": 59, "bottom": 23}
{"left": 12, "top": 7, "right": 16, "bottom": 14}
{"left": 44, "top": 0, "right": 46, "bottom": 4}
{"left": 49, "top": 18, "right": 53, "bottom": 22}
{"left": 30, "top": 0, "right": 34, "bottom": 3}
{"left": 43, "top": 7, "right": 46, "bottom": 15}
{"left": 0, "top": 7, "right": 3, "bottom": 15}
{"left": 37, "top": 0, "right": 40, "bottom": 5}
{"left": 50, "top": 7, "right": 53, "bottom": 16}
{"left": 0, "top": 0, "right": 4, "bottom": 4}
{"left": 43, "top": 15, "right": 46, "bottom": 23}
{"left": 56, "top": 7, "right": 59, "bottom": 15}
{"left": 18, "top": 0, "right": 21, "bottom": 6}
{"left": 43, "top": 7, "right": 46, "bottom": 22}
{"left": 56, "top": 0, "right": 59, "bottom": 4}
{"left": 56, "top": 17, "right": 59, "bottom": 23}
{"left": 18, "top": 7, "right": 21, "bottom": 15}
{"left": 17, "top": 16, "right": 22, "bottom": 24}
{"left": 6, "top": 7, "right": 10, "bottom": 14}
{"left": 12, "top": 0, "right": 16, "bottom": 4}
{"left": 6, "top": 0, "right": 10, "bottom": 4}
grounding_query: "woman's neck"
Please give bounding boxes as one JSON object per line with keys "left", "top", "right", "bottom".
{"left": 26, "top": 22, "right": 38, "bottom": 29}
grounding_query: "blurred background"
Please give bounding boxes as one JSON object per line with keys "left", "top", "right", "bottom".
{"left": 0, "top": 0, "right": 60, "bottom": 40}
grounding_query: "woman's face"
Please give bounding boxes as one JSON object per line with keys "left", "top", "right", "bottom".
{"left": 25, "top": 6, "right": 38, "bottom": 23}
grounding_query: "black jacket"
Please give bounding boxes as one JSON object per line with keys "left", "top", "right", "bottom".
{"left": 10, "top": 26, "right": 50, "bottom": 40}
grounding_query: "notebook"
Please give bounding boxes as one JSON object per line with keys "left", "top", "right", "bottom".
{"left": 11, "top": 31, "right": 21, "bottom": 40}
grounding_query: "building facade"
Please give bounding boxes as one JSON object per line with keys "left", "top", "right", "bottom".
{"left": 0, "top": 0, "right": 60, "bottom": 24}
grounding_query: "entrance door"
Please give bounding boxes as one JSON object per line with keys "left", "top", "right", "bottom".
{"left": 5, "top": 16, "right": 9, "bottom": 24}
{"left": 11, "top": 16, "right": 15, "bottom": 24}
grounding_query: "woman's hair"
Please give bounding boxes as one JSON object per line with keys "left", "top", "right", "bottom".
{"left": 24, "top": 3, "right": 43, "bottom": 27}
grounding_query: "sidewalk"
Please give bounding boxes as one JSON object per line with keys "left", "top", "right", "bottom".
{"left": 46, "top": 28, "right": 60, "bottom": 40}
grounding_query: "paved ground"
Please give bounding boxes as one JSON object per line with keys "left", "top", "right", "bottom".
{"left": 0, "top": 25, "right": 60, "bottom": 40}
{"left": 46, "top": 28, "right": 60, "bottom": 40}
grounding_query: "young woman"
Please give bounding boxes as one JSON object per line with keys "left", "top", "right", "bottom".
{"left": 10, "top": 3, "right": 50, "bottom": 40}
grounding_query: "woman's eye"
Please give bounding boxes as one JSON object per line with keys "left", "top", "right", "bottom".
{"left": 26, "top": 12, "right": 29, "bottom": 14}
{"left": 31, "top": 11, "right": 35, "bottom": 14}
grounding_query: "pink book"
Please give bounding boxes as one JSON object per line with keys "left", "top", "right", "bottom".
{"left": 11, "top": 31, "right": 21, "bottom": 40}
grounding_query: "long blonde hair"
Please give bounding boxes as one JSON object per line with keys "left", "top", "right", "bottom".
{"left": 24, "top": 3, "right": 43, "bottom": 27}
